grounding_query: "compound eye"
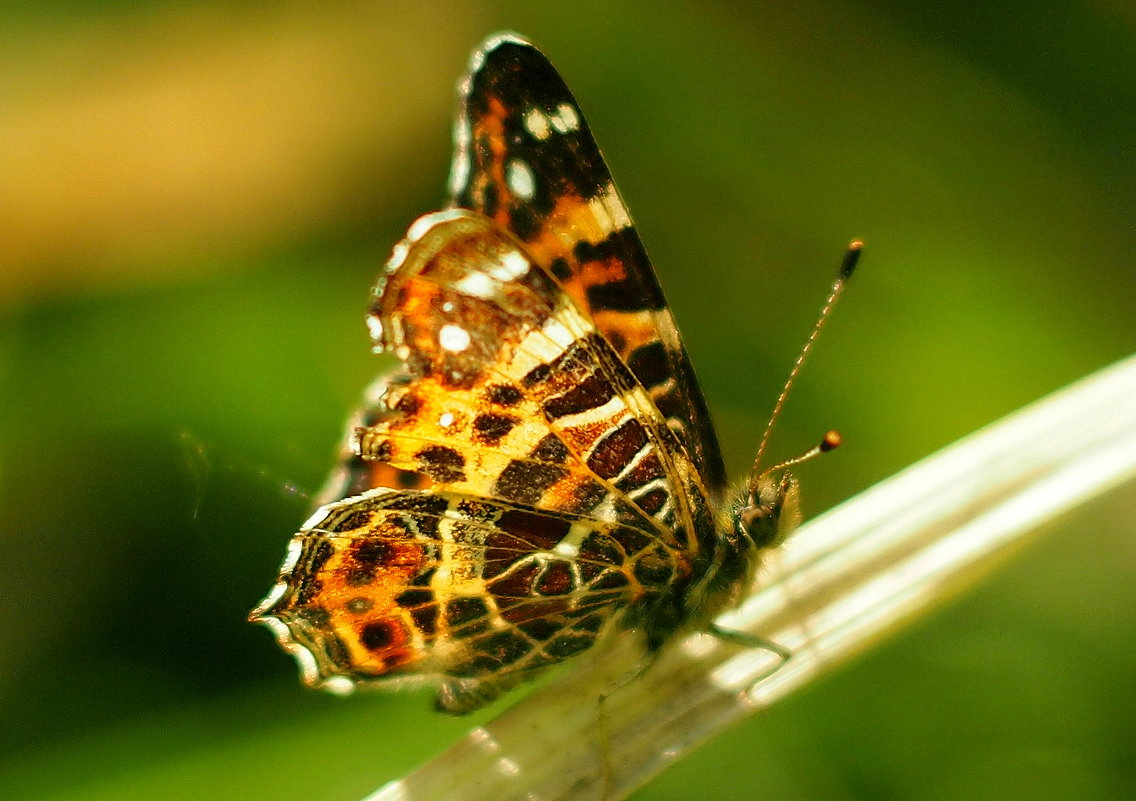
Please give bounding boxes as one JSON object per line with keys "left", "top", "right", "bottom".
{"left": 738, "top": 502, "right": 781, "bottom": 549}
{"left": 739, "top": 504, "right": 768, "bottom": 532}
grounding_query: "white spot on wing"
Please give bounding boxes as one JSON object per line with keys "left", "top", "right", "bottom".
{"left": 516, "top": 325, "right": 572, "bottom": 364}
{"left": 448, "top": 150, "right": 470, "bottom": 198}
{"left": 388, "top": 241, "right": 409, "bottom": 271}
{"left": 542, "top": 318, "right": 575, "bottom": 348}
{"left": 406, "top": 215, "right": 437, "bottom": 242}
{"left": 366, "top": 315, "right": 384, "bottom": 344}
{"left": 605, "top": 189, "right": 632, "bottom": 229}
{"left": 523, "top": 107, "right": 551, "bottom": 140}
{"left": 454, "top": 270, "right": 495, "bottom": 298}
{"left": 505, "top": 158, "right": 536, "bottom": 201}
{"left": 586, "top": 185, "right": 632, "bottom": 234}
{"left": 489, "top": 249, "right": 530, "bottom": 281}
{"left": 438, "top": 412, "right": 455, "bottom": 428}
{"left": 553, "top": 522, "right": 593, "bottom": 558}
{"left": 439, "top": 324, "right": 471, "bottom": 352}
{"left": 323, "top": 676, "right": 357, "bottom": 696}
{"left": 551, "top": 102, "right": 580, "bottom": 133}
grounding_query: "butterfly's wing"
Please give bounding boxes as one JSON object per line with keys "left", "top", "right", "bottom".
{"left": 312, "top": 369, "right": 433, "bottom": 509}
{"left": 253, "top": 211, "right": 717, "bottom": 711}
{"left": 448, "top": 33, "right": 728, "bottom": 498}
{"left": 362, "top": 212, "right": 712, "bottom": 544}
{"left": 254, "top": 487, "right": 659, "bottom": 712}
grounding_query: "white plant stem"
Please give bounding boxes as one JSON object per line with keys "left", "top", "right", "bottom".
{"left": 368, "top": 353, "right": 1136, "bottom": 801}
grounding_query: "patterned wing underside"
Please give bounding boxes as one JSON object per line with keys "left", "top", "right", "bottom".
{"left": 256, "top": 211, "right": 715, "bottom": 711}
{"left": 312, "top": 369, "right": 433, "bottom": 509}
{"left": 260, "top": 488, "right": 664, "bottom": 713}
{"left": 448, "top": 34, "right": 728, "bottom": 498}
{"left": 364, "top": 212, "right": 711, "bottom": 547}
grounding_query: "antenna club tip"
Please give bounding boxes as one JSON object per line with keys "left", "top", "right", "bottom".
{"left": 840, "top": 241, "right": 863, "bottom": 279}
{"left": 820, "top": 429, "right": 842, "bottom": 452}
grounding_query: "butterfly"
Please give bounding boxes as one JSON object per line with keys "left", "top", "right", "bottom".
{"left": 251, "top": 32, "right": 853, "bottom": 714}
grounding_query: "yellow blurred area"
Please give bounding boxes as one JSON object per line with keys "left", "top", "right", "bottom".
{"left": 0, "top": 3, "right": 477, "bottom": 298}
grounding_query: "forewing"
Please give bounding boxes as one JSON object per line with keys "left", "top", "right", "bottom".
{"left": 362, "top": 210, "right": 713, "bottom": 556}
{"left": 448, "top": 33, "right": 727, "bottom": 497}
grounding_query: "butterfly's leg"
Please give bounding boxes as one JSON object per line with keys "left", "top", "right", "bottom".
{"left": 591, "top": 644, "right": 665, "bottom": 800}
{"left": 707, "top": 622, "right": 791, "bottom": 673}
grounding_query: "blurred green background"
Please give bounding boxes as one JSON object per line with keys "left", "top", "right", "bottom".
{"left": 2, "top": 2, "right": 1133, "bottom": 799}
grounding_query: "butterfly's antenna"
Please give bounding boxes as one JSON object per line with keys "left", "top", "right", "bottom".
{"left": 749, "top": 241, "right": 861, "bottom": 490}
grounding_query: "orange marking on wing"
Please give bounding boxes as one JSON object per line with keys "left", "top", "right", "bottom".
{"left": 516, "top": 194, "right": 636, "bottom": 322}
{"left": 591, "top": 308, "right": 660, "bottom": 357}
{"left": 524, "top": 194, "right": 618, "bottom": 260}
{"left": 577, "top": 255, "right": 630, "bottom": 286}
{"left": 473, "top": 103, "right": 513, "bottom": 227}
{"left": 311, "top": 532, "right": 430, "bottom": 677}
{"left": 362, "top": 461, "right": 433, "bottom": 492}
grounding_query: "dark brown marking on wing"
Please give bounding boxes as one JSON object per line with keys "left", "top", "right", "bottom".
{"left": 521, "top": 361, "right": 552, "bottom": 387}
{"left": 530, "top": 433, "right": 569, "bottom": 462}
{"left": 395, "top": 392, "right": 423, "bottom": 416}
{"left": 517, "top": 617, "right": 561, "bottom": 640}
{"left": 486, "top": 383, "right": 523, "bottom": 406}
{"left": 359, "top": 620, "right": 398, "bottom": 651}
{"left": 346, "top": 538, "right": 392, "bottom": 585}
{"left": 472, "top": 412, "right": 519, "bottom": 445}
{"left": 499, "top": 597, "right": 571, "bottom": 626}
{"left": 410, "top": 604, "right": 439, "bottom": 636}
{"left": 635, "top": 488, "right": 668, "bottom": 516}
{"left": 395, "top": 588, "right": 433, "bottom": 607}
{"left": 487, "top": 560, "right": 542, "bottom": 600}
{"left": 586, "top": 418, "right": 647, "bottom": 479}
{"left": 494, "top": 459, "right": 568, "bottom": 505}
{"left": 627, "top": 340, "right": 670, "bottom": 390}
{"left": 536, "top": 562, "right": 574, "bottom": 596}
{"left": 543, "top": 372, "right": 615, "bottom": 419}
{"left": 549, "top": 257, "right": 571, "bottom": 282}
{"left": 497, "top": 507, "right": 572, "bottom": 551}
{"left": 614, "top": 451, "right": 665, "bottom": 494}
{"left": 633, "top": 549, "right": 676, "bottom": 586}
{"left": 446, "top": 597, "right": 491, "bottom": 635}
{"left": 415, "top": 445, "right": 467, "bottom": 483}
{"left": 577, "top": 532, "right": 626, "bottom": 567}
{"left": 473, "top": 630, "right": 531, "bottom": 666}
{"left": 545, "top": 633, "right": 593, "bottom": 659}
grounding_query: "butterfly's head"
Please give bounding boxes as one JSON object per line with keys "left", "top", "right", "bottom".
{"left": 735, "top": 471, "right": 802, "bottom": 551}
{"left": 736, "top": 429, "right": 841, "bottom": 551}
